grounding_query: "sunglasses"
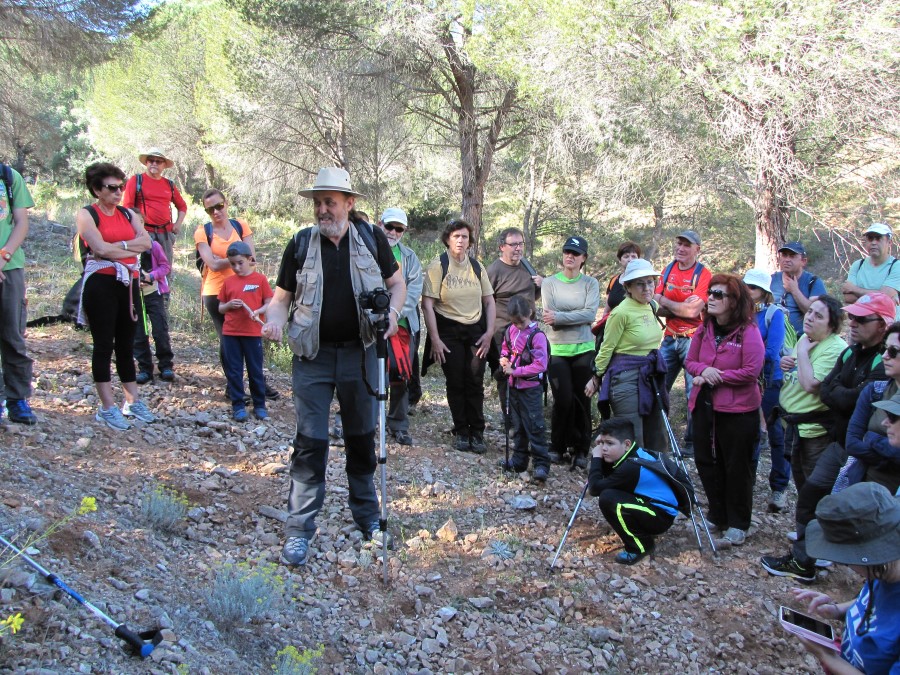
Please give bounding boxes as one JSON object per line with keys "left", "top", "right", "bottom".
{"left": 708, "top": 290, "right": 730, "bottom": 300}
{"left": 384, "top": 223, "right": 406, "bottom": 233}
{"left": 145, "top": 157, "right": 166, "bottom": 164}
{"left": 204, "top": 202, "right": 226, "bottom": 215}
{"left": 102, "top": 183, "right": 125, "bottom": 192}
{"left": 849, "top": 314, "right": 882, "bottom": 324}
{"left": 563, "top": 249, "right": 583, "bottom": 257}
{"left": 864, "top": 233, "right": 885, "bottom": 242}
{"left": 886, "top": 412, "right": 900, "bottom": 424}
{"left": 884, "top": 345, "right": 900, "bottom": 359}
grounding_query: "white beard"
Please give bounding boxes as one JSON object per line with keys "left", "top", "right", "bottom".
{"left": 318, "top": 217, "right": 347, "bottom": 239}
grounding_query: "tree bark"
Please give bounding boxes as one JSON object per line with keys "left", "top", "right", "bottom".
{"left": 754, "top": 166, "right": 789, "bottom": 272}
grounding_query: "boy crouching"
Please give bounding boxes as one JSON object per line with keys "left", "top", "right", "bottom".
{"left": 589, "top": 418, "right": 677, "bottom": 565}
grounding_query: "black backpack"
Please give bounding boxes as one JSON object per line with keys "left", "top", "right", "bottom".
{"left": 134, "top": 173, "right": 175, "bottom": 221}
{"left": 79, "top": 205, "right": 134, "bottom": 268}
{"left": 1, "top": 164, "right": 14, "bottom": 209}
{"left": 439, "top": 250, "right": 482, "bottom": 282}
{"left": 630, "top": 451, "right": 695, "bottom": 517}
{"left": 196, "top": 219, "right": 244, "bottom": 273}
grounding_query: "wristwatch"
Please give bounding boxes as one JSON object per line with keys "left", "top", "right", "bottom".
{"left": 0, "top": 248, "right": 11, "bottom": 262}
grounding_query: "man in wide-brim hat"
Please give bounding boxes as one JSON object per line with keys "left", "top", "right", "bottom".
{"left": 262, "top": 167, "right": 407, "bottom": 568}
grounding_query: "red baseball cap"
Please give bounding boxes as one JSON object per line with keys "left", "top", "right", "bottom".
{"left": 842, "top": 292, "right": 896, "bottom": 326}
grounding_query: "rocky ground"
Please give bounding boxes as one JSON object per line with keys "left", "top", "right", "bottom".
{"left": 0, "top": 222, "right": 856, "bottom": 674}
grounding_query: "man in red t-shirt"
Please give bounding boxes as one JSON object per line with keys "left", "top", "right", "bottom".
{"left": 653, "top": 230, "right": 712, "bottom": 455}
{"left": 122, "top": 148, "right": 187, "bottom": 295}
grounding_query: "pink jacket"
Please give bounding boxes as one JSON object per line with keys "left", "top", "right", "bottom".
{"left": 685, "top": 320, "right": 764, "bottom": 413}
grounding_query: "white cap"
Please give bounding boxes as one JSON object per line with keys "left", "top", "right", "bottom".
{"left": 742, "top": 268, "right": 772, "bottom": 294}
{"left": 620, "top": 258, "right": 660, "bottom": 284}
{"left": 865, "top": 223, "right": 892, "bottom": 237}
{"left": 380, "top": 207, "right": 408, "bottom": 227}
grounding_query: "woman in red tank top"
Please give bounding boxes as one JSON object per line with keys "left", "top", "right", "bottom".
{"left": 76, "top": 162, "right": 157, "bottom": 431}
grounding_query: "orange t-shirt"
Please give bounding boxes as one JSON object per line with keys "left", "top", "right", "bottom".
{"left": 654, "top": 262, "right": 711, "bottom": 336}
{"left": 193, "top": 219, "right": 253, "bottom": 296}
{"left": 83, "top": 205, "right": 138, "bottom": 277}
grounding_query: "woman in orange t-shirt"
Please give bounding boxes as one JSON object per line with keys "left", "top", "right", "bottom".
{"left": 194, "top": 189, "right": 256, "bottom": 340}
{"left": 76, "top": 162, "right": 156, "bottom": 431}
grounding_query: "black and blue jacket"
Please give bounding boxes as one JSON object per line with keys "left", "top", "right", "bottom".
{"left": 588, "top": 443, "right": 679, "bottom": 517}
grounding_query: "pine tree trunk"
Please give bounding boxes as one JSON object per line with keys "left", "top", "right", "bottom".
{"left": 754, "top": 167, "right": 789, "bottom": 272}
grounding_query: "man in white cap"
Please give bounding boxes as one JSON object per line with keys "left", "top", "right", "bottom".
{"left": 122, "top": 148, "right": 187, "bottom": 294}
{"left": 376, "top": 206, "right": 422, "bottom": 446}
{"left": 843, "top": 223, "right": 900, "bottom": 316}
{"left": 262, "top": 167, "right": 406, "bottom": 567}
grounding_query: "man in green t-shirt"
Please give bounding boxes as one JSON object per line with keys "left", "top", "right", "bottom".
{"left": 0, "top": 164, "right": 36, "bottom": 425}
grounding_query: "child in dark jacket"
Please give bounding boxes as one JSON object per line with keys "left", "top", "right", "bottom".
{"left": 498, "top": 295, "right": 550, "bottom": 481}
{"left": 217, "top": 241, "right": 273, "bottom": 422}
{"left": 589, "top": 418, "right": 678, "bottom": 565}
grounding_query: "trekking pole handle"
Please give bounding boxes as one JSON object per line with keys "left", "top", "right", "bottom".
{"left": 115, "top": 624, "right": 156, "bottom": 658}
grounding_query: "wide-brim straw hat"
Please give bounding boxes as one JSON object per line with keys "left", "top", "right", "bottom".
{"left": 138, "top": 148, "right": 174, "bottom": 169}
{"left": 298, "top": 167, "right": 365, "bottom": 198}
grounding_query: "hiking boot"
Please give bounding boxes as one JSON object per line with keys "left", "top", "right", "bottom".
{"left": 498, "top": 458, "right": 526, "bottom": 473}
{"left": 768, "top": 491, "right": 788, "bottom": 513}
{"left": 265, "top": 383, "right": 280, "bottom": 401}
{"left": 758, "top": 430, "right": 769, "bottom": 452}
{"left": 281, "top": 537, "right": 310, "bottom": 566}
{"left": 122, "top": 400, "right": 156, "bottom": 423}
{"left": 573, "top": 455, "right": 588, "bottom": 470}
{"left": 548, "top": 451, "right": 563, "bottom": 465}
{"left": 135, "top": 371, "right": 153, "bottom": 385}
{"left": 233, "top": 407, "right": 248, "bottom": 422}
{"left": 455, "top": 434, "right": 471, "bottom": 452}
{"left": 615, "top": 548, "right": 651, "bottom": 565}
{"left": 253, "top": 407, "right": 269, "bottom": 420}
{"left": 532, "top": 465, "right": 549, "bottom": 482}
{"left": 365, "top": 522, "right": 393, "bottom": 549}
{"left": 7, "top": 399, "right": 36, "bottom": 425}
{"left": 680, "top": 441, "right": 694, "bottom": 458}
{"left": 96, "top": 405, "right": 131, "bottom": 431}
{"left": 159, "top": 368, "right": 175, "bottom": 382}
{"left": 470, "top": 433, "right": 487, "bottom": 455}
{"left": 722, "top": 527, "right": 746, "bottom": 546}
{"left": 392, "top": 429, "right": 413, "bottom": 446}
{"left": 330, "top": 419, "right": 343, "bottom": 440}
{"left": 760, "top": 553, "right": 816, "bottom": 583}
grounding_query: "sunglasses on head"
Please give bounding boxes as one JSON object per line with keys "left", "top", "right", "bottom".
{"left": 708, "top": 290, "right": 730, "bottom": 300}
{"left": 384, "top": 223, "right": 405, "bottom": 233}
{"left": 885, "top": 345, "right": 900, "bottom": 359}
{"left": 850, "top": 314, "right": 882, "bottom": 324}
{"left": 102, "top": 183, "right": 125, "bottom": 192}
{"left": 204, "top": 202, "right": 226, "bottom": 215}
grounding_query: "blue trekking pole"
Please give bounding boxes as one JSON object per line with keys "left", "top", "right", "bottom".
{"left": 0, "top": 535, "right": 163, "bottom": 657}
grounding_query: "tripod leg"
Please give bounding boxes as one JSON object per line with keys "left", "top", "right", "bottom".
{"left": 549, "top": 480, "right": 590, "bottom": 571}
{"left": 377, "top": 355, "right": 389, "bottom": 585}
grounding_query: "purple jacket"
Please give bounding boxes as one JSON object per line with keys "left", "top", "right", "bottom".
{"left": 500, "top": 322, "right": 548, "bottom": 389}
{"left": 146, "top": 240, "right": 171, "bottom": 295}
{"left": 685, "top": 320, "right": 764, "bottom": 413}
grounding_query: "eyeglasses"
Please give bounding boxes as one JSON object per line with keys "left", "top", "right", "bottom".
{"left": 384, "top": 223, "right": 406, "bottom": 233}
{"left": 884, "top": 345, "right": 900, "bottom": 359}
{"left": 504, "top": 241, "right": 524, "bottom": 248}
{"left": 145, "top": 157, "right": 165, "bottom": 165}
{"left": 708, "top": 290, "right": 730, "bottom": 300}
{"left": 629, "top": 280, "right": 656, "bottom": 289}
{"left": 102, "top": 183, "right": 125, "bottom": 192}
{"left": 886, "top": 412, "right": 900, "bottom": 424}
{"left": 204, "top": 202, "right": 226, "bottom": 215}
{"left": 849, "top": 314, "right": 882, "bottom": 324}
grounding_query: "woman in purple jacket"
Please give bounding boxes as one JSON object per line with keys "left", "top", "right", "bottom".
{"left": 686, "top": 273, "right": 764, "bottom": 547}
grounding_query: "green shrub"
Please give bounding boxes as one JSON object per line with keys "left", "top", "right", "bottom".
{"left": 140, "top": 484, "right": 189, "bottom": 532}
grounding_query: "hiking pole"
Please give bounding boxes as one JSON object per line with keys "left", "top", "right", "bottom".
{"left": 0, "top": 535, "right": 163, "bottom": 658}
{"left": 651, "top": 380, "right": 717, "bottom": 555}
{"left": 504, "top": 381, "right": 511, "bottom": 468}
{"left": 549, "top": 479, "right": 590, "bottom": 571}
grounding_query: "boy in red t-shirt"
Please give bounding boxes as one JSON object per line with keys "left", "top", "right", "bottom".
{"left": 217, "top": 241, "right": 274, "bottom": 421}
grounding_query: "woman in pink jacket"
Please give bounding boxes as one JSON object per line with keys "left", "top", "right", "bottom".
{"left": 686, "top": 273, "right": 764, "bottom": 547}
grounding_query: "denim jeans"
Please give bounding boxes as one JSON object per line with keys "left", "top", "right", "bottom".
{"left": 660, "top": 335, "right": 693, "bottom": 444}
{"left": 751, "top": 382, "right": 790, "bottom": 492}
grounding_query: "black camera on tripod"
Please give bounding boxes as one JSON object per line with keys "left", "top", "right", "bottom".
{"left": 358, "top": 287, "right": 392, "bottom": 314}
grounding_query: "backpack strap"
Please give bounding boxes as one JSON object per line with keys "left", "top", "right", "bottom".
{"left": 293, "top": 220, "right": 378, "bottom": 272}
{"left": 607, "top": 273, "right": 620, "bottom": 294}
{"left": 82, "top": 205, "right": 133, "bottom": 263}
{"left": 519, "top": 257, "right": 537, "bottom": 278}
{"left": 764, "top": 304, "right": 779, "bottom": 330}
{"left": 440, "top": 251, "right": 482, "bottom": 284}
{"left": 661, "top": 261, "right": 675, "bottom": 289}
{"left": 807, "top": 274, "right": 819, "bottom": 295}
{"left": 293, "top": 227, "right": 314, "bottom": 270}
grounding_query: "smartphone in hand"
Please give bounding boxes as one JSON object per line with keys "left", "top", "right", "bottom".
{"left": 779, "top": 606, "right": 840, "bottom": 651}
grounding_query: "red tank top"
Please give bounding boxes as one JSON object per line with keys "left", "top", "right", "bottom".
{"left": 84, "top": 205, "right": 138, "bottom": 276}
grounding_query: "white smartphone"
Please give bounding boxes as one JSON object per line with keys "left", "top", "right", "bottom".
{"left": 779, "top": 606, "right": 839, "bottom": 651}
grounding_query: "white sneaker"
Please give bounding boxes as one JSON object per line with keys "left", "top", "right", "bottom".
{"left": 768, "top": 491, "right": 787, "bottom": 512}
{"left": 122, "top": 400, "right": 156, "bottom": 423}
{"left": 96, "top": 405, "right": 131, "bottom": 431}
{"left": 722, "top": 527, "right": 746, "bottom": 546}
{"left": 815, "top": 559, "right": 833, "bottom": 568}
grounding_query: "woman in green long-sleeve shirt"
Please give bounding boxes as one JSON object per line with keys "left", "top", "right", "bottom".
{"left": 586, "top": 259, "right": 667, "bottom": 452}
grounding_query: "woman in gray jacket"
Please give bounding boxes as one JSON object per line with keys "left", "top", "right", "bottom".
{"left": 541, "top": 236, "right": 601, "bottom": 467}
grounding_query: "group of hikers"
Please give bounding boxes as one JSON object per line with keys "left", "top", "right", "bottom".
{"left": 2, "top": 153, "right": 899, "bottom": 674}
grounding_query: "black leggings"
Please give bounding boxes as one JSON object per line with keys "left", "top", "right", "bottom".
{"left": 82, "top": 273, "right": 139, "bottom": 384}
{"left": 549, "top": 350, "right": 595, "bottom": 456}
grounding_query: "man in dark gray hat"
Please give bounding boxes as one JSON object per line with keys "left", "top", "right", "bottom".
{"left": 262, "top": 167, "right": 407, "bottom": 567}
